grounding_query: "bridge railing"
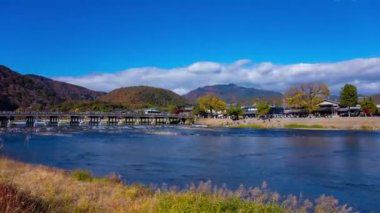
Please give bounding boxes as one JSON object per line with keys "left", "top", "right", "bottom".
{"left": 0, "top": 111, "right": 186, "bottom": 118}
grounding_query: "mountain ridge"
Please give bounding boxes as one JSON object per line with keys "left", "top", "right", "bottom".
{"left": 0, "top": 65, "right": 105, "bottom": 110}
{"left": 183, "top": 83, "right": 283, "bottom": 105}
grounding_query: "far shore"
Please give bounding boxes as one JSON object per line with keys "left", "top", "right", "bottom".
{"left": 195, "top": 117, "right": 380, "bottom": 131}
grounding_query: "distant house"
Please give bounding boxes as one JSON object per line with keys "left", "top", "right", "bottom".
{"left": 144, "top": 108, "right": 161, "bottom": 115}
{"left": 337, "top": 106, "right": 361, "bottom": 117}
{"left": 178, "top": 106, "right": 194, "bottom": 117}
{"left": 242, "top": 105, "right": 284, "bottom": 118}
{"left": 284, "top": 100, "right": 340, "bottom": 117}
{"left": 241, "top": 106, "right": 257, "bottom": 118}
{"left": 315, "top": 100, "right": 340, "bottom": 116}
{"left": 284, "top": 108, "right": 309, "bottom": 117}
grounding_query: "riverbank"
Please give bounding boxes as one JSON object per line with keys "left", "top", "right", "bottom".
{"left": 0, "top": 158, "right": 352, "bottom": 212}
{"left": 196, "top": 117, "right": 380, "bottom": 130}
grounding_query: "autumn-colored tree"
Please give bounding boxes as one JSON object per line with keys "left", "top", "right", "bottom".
{"left": 284, "top": 83, "right": 330, "bottom": 113}
{"left": 197, "top": 94, "right": 227, "bottom": 117}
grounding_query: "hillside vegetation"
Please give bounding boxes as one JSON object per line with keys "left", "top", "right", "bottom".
{"left": 99, "top": 86, "right": 188, "bottom": 109}
{"left": 0, "top": 65, "right": 104, "bottom": 111}
{"left": 51, "top": 100, "right": 128, "bottom": 112}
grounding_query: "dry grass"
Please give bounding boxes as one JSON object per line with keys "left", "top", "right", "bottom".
{"left": 0, "top": 158, "right": 353, "bottom": 212}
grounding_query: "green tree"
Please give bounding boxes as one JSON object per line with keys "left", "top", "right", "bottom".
{"left": 166, "top": 105, "right": 178, "bottom": 114}
{"left": 340, "top": 84, "right": 358, "bottom": 117}
{"left": 192, "top": 105, "right": 207, "bottom": 117}
{"left": 227, "top": 104, "right": 244, "bottom": 120}
{"left": 197, "top": 94, "right": 227, "bottom": 117}
{"left": 257, "top": 102, "right": 270, "bottom": 118}
{"left": 284, "top": 82, "right": 330, "bottom": 113}
{"left": 360, "top": 97, "right": 377, "bottom": 116}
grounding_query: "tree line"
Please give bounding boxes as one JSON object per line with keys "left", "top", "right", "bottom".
{"left": 193, "top": 83, "right": 379, "bottom": 118}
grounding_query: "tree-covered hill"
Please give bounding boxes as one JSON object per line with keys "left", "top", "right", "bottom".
{"left": 98, "top": 86, "right": 189, "bottom": 109}
{"left": 0, "top": 65, "right": 105, "bottom": 111}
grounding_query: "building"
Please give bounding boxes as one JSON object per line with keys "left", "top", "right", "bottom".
{"left": 144, "top": 108, "right": 161, "bottom": 115}
{"left": 314, "top": 100, "right": 340, "bottom": 117}
{"left": 241, "top": 106, "right": 257, "bottom": 118}
{"left": 337, "top": 106, "right": 362, "bottom": 117}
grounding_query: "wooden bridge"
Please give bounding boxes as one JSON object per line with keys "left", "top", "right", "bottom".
{"left": 0, "top": 111, "right": 189, "bottom": 128}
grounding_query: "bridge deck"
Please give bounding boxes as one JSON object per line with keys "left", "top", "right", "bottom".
{"left": 0, "top": 112, "right": 188, "bottom": 118}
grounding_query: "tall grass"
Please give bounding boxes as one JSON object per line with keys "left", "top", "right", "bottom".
{"left": 0, "top": 158, "right": 353, "bottom": 212}
{"left": 0, "top": 183, "right": 47, "bottom": 213}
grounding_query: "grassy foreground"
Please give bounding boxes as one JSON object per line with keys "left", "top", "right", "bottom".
{"left": 0, "top": 158, "right": 352, "bottom": 212}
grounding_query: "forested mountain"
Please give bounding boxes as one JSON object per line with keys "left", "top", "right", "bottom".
{"left": 183, "top": 83, "right": 283, "bottom": 105}
{"left": 0, "top": 65, "right": 105, "bottom": 110}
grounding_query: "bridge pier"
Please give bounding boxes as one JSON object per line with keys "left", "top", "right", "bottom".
{"left": 134, "top": 117, "right": 140, "bottom": 125}
{"left": 155, "top": 117, "right": 167, "bottom": 125}
{"left": 168, "top": 117, "right": 180, "bottom": 124}
{"left": 125, "top": 117, "right": 135, "bottom": 125}
{"left": 26, "top": 116, "right": 35, "bottom": 127}
{"left": 0, "top": 117, "right": 8, "bottom": 128}
{"left": 150, "top": 117, "right": 156, "bottom": 125}
{"left": 49, "top": 116, "right": 59, "bottom": 126}
{"left": 70, "top": 116, "right": 81, "bottom": 126}
{"left": 89, "top": 116, "right": 100, "bottom": 126}
{"left": 107, "top": 116, "right": 119, "bottom": 126}
{"left": 140, "top": 117, "right": 150, "bottom": 125}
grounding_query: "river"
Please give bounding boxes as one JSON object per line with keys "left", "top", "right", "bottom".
{"left": 0, "top": 127, "right": 379, "bottom": 212}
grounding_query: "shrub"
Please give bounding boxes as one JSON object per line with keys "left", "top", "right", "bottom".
{"left": 71, "top": 170, "right": 93, "bottom": 182}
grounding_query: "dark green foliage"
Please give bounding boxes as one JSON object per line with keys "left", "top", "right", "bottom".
{"left": 360, "top": 97, "right": 378, "bottom": 116}
{"left": 71, "top": 170, "right": 93, "bottom": 182}
{"left": 340, "top": 84, "right": 358, "bottom": 107}
{"left": 192, "top": 105, "right": 208, "bottom": 117}
{"left": 227, "top": 104, "right": 244, "bottom": 118}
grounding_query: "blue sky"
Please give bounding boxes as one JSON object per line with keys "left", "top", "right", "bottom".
{"left": 1, "top": 0, "right": 379, "bottom": 77}
{"left": 1, "top": 0, "right": 380, "bottom": 95}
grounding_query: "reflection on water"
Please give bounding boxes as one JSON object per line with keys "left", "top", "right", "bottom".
{"left": 1, "top": 127, "right": 380, "bottom": 212}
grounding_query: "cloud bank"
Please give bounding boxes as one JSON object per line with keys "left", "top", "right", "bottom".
{"left": 55, "top": 57, "right": 380, "bottom": 95}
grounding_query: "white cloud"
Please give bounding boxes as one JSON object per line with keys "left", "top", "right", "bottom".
{"left": 55, "top": 57, "right": 380, "bottom": 95}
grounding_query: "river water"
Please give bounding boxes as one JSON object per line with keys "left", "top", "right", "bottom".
{"left": 0, "top": 127, "right": 379, "bottom": 212}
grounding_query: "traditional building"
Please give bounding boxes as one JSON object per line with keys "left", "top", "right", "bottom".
{"left": 314, "top": 100, "right": 340, "bottom": 116}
